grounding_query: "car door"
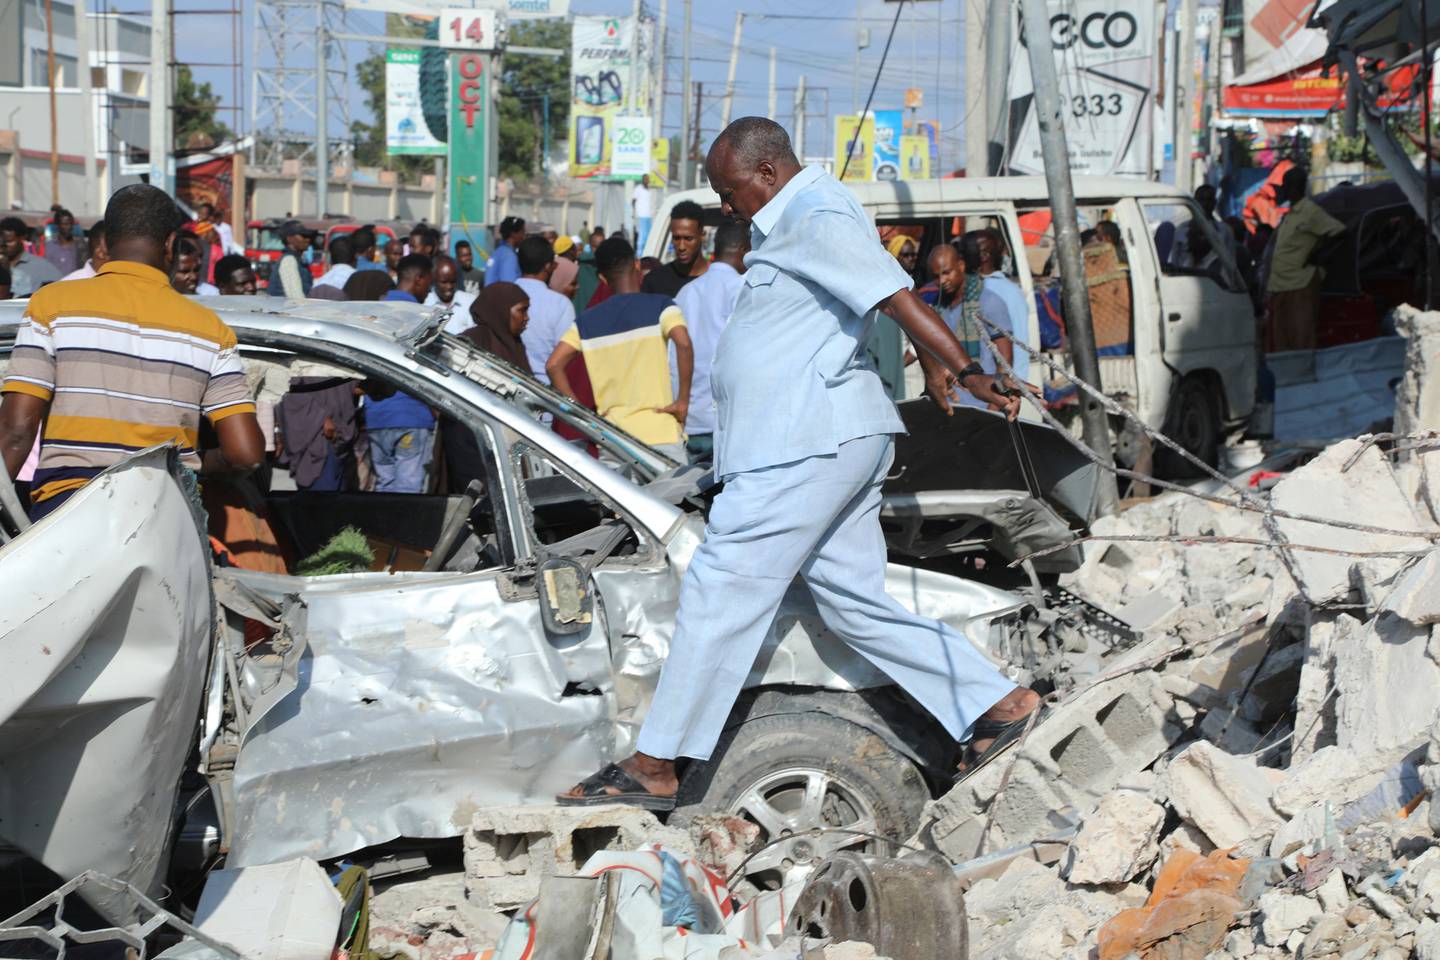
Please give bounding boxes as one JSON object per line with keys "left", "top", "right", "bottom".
{"left": 1135, "top": 197, "right": 1257, "bottom": 424}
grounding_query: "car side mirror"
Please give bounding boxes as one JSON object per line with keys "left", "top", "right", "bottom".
{"left": 536, "top": 556, "right": 594, "bottom": 635}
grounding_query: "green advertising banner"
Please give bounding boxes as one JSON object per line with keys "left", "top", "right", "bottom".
{"left": 449, "top": 51, "right": 489, "bottom": 232}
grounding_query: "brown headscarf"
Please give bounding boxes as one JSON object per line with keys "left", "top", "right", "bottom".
{"left": 343, "top": 270, "right": 394, "bottom": 301}
{"left": 549, "top": 256, "right": 579, "bottom": 294}
{"left": 465, "top": 281, "right": 530, "bottom": 369}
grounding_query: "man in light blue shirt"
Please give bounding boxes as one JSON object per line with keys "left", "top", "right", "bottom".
{"left": 559, "top": 117, "right": 1040, "bottom": 810}
{"left": 483, "top": 216, "right": 525, "bottom": 286}
{"left": 977, "top": 228, "right": 1032, "bottom": 389}
{"left": 513, "top": 237, "right": 576, "bottom": 383}
{"left": 671, "top": 219, "right": 748, "bottom": 462}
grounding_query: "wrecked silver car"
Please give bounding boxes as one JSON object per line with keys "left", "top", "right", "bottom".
{"left": 0, "top": 297, "right": 1119, "bottom": 909}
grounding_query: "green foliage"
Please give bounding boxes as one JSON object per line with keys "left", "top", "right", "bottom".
{"left": 351, "top": 20, "right": 570, "bottom": 182}
{"left": 295, "top": 526, "right": 375, "bottom": 576}
{"left": 498, "top": 21, "right": 571, "bottom": 179}
{"left": 351, "top": 15, "right": 433, "bottom": 182}
{"left": 173, "top": 65, "right": 232, "bottom": 149}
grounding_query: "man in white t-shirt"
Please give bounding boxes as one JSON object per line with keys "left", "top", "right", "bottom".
{"left": 633, "top": 175, "right": 655, "bottom": 254}
{"left": 425, "top": 256, "right": 479, "bottom": 335}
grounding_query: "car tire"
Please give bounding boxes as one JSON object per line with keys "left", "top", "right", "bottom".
{"left": 1157, "top": 375, "right": 1220, "bottom": 478}
{"left": 671, "top": 710, "right": 931, "bottom": 891}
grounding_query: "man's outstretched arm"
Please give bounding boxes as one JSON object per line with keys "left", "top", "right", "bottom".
{"left": 877, "top": 288, "right": 1022, "bottom": 419}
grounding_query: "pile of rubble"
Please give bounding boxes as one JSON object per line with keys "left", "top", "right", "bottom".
{"left": 892, "top": 307, "right": 1440, "bottom": 959}
{"left": 347, "top": 309, "right": 1440, "bottom": 960}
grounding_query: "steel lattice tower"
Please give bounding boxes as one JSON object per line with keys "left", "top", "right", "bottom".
{"left": 249, "top": 0, "right": 352, "bottom": 170}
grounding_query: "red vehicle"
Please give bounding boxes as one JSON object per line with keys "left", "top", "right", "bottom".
{"left": 245, "top": 219, "right": 401, "bottom": 290}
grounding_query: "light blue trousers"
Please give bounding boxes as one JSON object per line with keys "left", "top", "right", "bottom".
{"left": 635, "top": 434, "right": 1019, "bottom": 761}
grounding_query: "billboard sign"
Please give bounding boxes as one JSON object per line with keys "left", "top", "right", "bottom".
{"left": 834, "top": 114, "right": 875, "bottom": 182}
{"left": 1005, "top": 0, "right": 1156, "bottom": 177}
{"left": 611, "top": 115, "right": 652, "bottom": 180}
{"left": 872, "top": 109, "right": 903, "bottom": 181}
{"left": 386, "top": 49, "right": 446, "bottom": 155}
{"left": 900, "top": 135, "right": 931, "bottom": 179}
{"left": 569, "top": 16, "right": 649, "bottom": 180}
{"left": 343, "top": 0, "right": 569, "bottom": 20}
{"left": 450, "top": 51, "right": 488, "bottom": 225}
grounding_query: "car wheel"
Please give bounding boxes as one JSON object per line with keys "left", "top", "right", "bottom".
{"left": 1157, "top": 376, "right": 1220, "bottom": 478}
{"left": 672, "top": 711, "right": 931, "bottom": 891}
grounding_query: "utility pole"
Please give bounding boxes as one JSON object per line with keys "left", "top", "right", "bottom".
{"left": 691, "top": 82, "right": 704, "bottom": 183}
{"left": 1019, "top": 0, "right": 1119, "bottom": 515}
{"left": 654, "top": 0, "right": 668, "bottom": 133}
{"left": 964, "top": 0, "right": 987, "bottom": 176}
{"left": 316, "top": 24, "right": 329, "bottom": 218}
{"left": 721, "top": 11, "right": 744, "bottom": 129}
{"left": 768, "top": 47, "right": 777, "bottom": 119}
{"left": 680, "top": 0, "right": 692, "bottom": 188}
{"left": 625, "top": 0, "right": 642, "bottom": 239}
{"left": 148, "top": 0, "right": 169, "bottom": 192}
{"left": 853, "top": 0, "right": 862, "bottom": 112}
{"left": 44, "top": 0, "right": 59, "bottom": 206}
{"left": 74, "top": 0, "right": 99, "bottom": 214}
{"left": 794, "top": 74, "right": 807, "bottom": 158}
{"left": 983, "top": 0, "right": 1011, "bottom": 174}
{"left": 1175, "top": 0, "right": 1197, "bottom": 193}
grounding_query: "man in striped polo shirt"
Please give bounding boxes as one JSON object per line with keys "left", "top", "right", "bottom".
{"left": 0, "top": 184, "right": 265, "bottom": 521}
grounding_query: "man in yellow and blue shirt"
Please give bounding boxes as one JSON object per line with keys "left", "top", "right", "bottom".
{"left": 545, "top": 237, "right": 693, "bottom": 463}
{"left": 0, "top": 184, "right": 264, "bottom": 520}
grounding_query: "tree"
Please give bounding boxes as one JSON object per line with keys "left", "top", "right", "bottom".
{"left": 498, "top": 21, "right": 570, "bottom": 179}
{"left": 173, "top": 65, "right": 232, "bottom": 150}
{"left": 351, "top": 15, "right": 432, "bottom": 182}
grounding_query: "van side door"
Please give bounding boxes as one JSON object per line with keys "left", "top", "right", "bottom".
{"left": 1136, "top": 198, "right": 1258, "bottom": 426}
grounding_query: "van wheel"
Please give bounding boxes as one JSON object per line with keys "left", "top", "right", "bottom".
{"left": 671, "top": 712, "right": 930, "bottom": 892}
{"left": 1157, "top": 376, "right": 1220, "bottom": 478}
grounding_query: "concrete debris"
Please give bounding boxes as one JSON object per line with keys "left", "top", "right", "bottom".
{"left": 463, "top": 804, "right": 693, "bottom": 911}
{"left": 1257, "top": 889, "right": 1322, "bottom": 945}
{"left": 1163, "top": 741, "right": 1282, "bottom": 851}
{"left": 1270, "top": 440, "right": 1435, "bottom": 606}
{"left": 192, "top": 859, "right": 341, "bottom": 960}
{"left": 1061, "top": 790, "right": 1166, "bottom": 885}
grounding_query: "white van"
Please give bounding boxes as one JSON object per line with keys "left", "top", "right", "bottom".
{"left": 646, "top": 176, "right": 1257, "bottom": 470}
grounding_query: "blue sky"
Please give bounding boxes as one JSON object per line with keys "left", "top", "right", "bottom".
{"left": 171, "top": 0, "right": 975, "bottom": 171}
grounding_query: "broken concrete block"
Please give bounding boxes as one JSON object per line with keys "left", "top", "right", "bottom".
{"left": 1061, "top": 791, "right": 1165, "bottom": 885}
{"left": 923, "top": 659, "right": 1182, "bottom": 860}
{"left": 1115, "top": 589, "right": 1184, "bottom": 636}
{"left": 1158, "top": 821, "right": 1216, "bottom": 863}
{"left": 1334, "top": 617, "right": 1440, "bottom": 755}
{"left": 1381, "top": 547, "right": 1440, "bottom": 626}
{"left": 1270, "top": 440, "right": 1435, "bottom": 605}
{"left": 1317, "top": 870, "right": 1350, "bottom": 915}
{"left": 1293, "top": 614, "right": 1351, "bottom": 764}
{"left": 463, "top": 804, "right": 692, "bottom": 911}
{"left": 1163, "top": 742, "right": 1281, "bottom": 850}
{"left": 1302, "top": 915, "right": 1349, "bottom": 958}
{"left": 1258, "top": 889, "right": 1322, "bottom": 946}
{"left": 1273, "top": 745, "right": 1409, "bottom": 818}
{"left": 193, "top": 859, "right": 341, "bottom": 960}
{"left": 1392, "top": 305, "right": 1440, "bottom": 439}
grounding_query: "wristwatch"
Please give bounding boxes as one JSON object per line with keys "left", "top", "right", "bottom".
{"left": 956, "top": 362, "right": 985, "bottom": 387}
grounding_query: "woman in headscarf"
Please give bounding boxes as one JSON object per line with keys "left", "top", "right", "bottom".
{"left": 549, "top": 256, "right": 580, "bottom": 300}
{"left": 343, "top": 270, "right": 394, "bottom": 301}
{"left": 886, "top": 234, "right": 920, "bottom": 277}
{"left": 463, "top": 281, "right": 530, "bottom": 369}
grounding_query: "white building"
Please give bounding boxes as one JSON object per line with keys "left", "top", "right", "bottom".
{"left": 0, "top": 0, "right": 152, "bottom": 214}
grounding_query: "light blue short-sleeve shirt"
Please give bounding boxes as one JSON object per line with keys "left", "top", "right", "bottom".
{"left": 710, "top": 166, "right": 911, "bottom": 479}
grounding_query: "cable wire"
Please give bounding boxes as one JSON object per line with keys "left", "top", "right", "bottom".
{"left": 840, "top": 0, "right": 907, "bottom": 181}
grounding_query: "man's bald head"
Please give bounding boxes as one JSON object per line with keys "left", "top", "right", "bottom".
{"left": 928, "top": 243, "right": 964, "bottom": 298}
{"left": 706, "top": 117, "right": 804, "bottom": 223}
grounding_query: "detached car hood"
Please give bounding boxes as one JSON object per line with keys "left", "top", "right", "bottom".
{"left": 0, "top": 449, "right": 214, "bottom": 922}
